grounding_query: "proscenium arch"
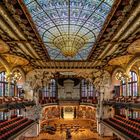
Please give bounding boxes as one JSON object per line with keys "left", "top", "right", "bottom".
{"left": 0, "top": 55, "right": 10, "bottom": 73}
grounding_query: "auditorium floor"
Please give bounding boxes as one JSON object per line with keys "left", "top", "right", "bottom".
{"left": 25, "top": 129, "right": 113, "bottom": 140}
{"left": 25, "top": 119, "right": 113, "bottom": 140}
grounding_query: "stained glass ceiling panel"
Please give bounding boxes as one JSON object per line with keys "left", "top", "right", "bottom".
{"left": 24, "top": 0, "right": 115, "bottom": 60}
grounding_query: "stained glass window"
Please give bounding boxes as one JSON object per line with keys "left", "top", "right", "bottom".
{"left": 81, "top": 79, "right": 95, "bottom": 97}
{"left": 0, "top": 71, "right": 17, "bottom": 96}
{"left": 81, "top": 79, "right": 88, "bottom": 97}
{"left": 0, "top": 71, "right": 6, "bottom": 96}
{"left": 121, "top": 71, "right": 138, "bottom": 96}
{"left": 24, "top": 0, "right": 114, "bottom": 60}
{"left": 0, "top": 112, "right": 4, "bottom": 120}
{"left": 121, "top": 80, "right": 126, "bottom": 96}
{"left": 128, "top": 71, "right": 138, "bottom": 96}
{"left": 42, "top": 79, "right": 56, "bottom": 97}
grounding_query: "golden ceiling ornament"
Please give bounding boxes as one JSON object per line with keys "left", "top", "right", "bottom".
{"left": 127, "top": 39, "right": 140, "bottom": 54}
{"left": 2, "top": 54, "right": 29, "bottom": 67}
{"left": 53, "top": 35, "right": 86, "bottom": 57}
{"left": 108, "top": 55, "right": 133, "bottom": 66}
{"left": 0, "top": 39, "right": 9, "bottom": 53}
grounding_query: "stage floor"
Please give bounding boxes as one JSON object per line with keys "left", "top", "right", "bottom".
{"left": 25, "top": 119, "right": 113, "bottom": 140}
{"left": 25, "top": 130, "right": 113, "bottom": 140}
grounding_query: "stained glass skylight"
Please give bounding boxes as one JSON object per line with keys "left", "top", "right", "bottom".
{"left": 24, "top": 0, "right": 115, "bottom": 60}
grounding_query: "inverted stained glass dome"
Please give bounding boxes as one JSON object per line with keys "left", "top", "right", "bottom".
{"left": 24, "top": 0, "right": 115, "bottom": 60}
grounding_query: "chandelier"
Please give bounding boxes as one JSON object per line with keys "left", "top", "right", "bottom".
{"left": 115, "top": 71, "right": 131, "bottom": 81}
{"left": 5, "top": 70, "right": 22, "bottom": 82}
{"left": 53, "top": 35, "right": 86, "bottom": 57}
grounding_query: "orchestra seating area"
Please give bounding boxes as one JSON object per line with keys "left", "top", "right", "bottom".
{"left": 103, "top": 115, "right": 140, "bottom": 139}
{"left": 0, "top": 116, "right": 34, "bottom": 139}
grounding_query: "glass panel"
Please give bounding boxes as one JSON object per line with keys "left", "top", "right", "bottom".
{"left": 5, "top": 83, "right": 8, "bottom": 96}
{"left": 10, "top": 84, "right": 15, "bottom": 96}
{"left": 0, "top": 83, "right": 4, "bottom": 96}
{"left": 128, "top": 83, "right": 131, "bottom": 96}
{"left": 24, "top": 0, "right": 115, "bottom": 60}
{"left": 122, "top": 84, "right": 126, "bottom": 96}
{"left": 0, "top": 112, "right": 4, "bottom": 120}
{"left": 129, "top": 71, "right": 138, "bottom": 96}
{"left": 81, "top": 79, "right": 95, "bottom": 97}
{"left": 42, "top": 79, "right": 56, "bottom": 97}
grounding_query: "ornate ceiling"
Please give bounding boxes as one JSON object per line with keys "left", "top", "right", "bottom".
{"left": 0, "top": 39, "right": 9, "bottom": 53}
{"left": 0, "top": 0, "right": 139, "bottom": 71}
{"left": 108, "top": 55, "right": 133, "bottom": 67}
{"left": 127, "top": 39, "right": 140, "bottom": 54}
{"left": 2, "top": 54, "right": 29, "bottom": 68}
{"left": 23, "top": 0, "right": 114, "bottom": 60}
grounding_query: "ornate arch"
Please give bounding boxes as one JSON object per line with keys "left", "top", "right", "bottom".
{"left": 126, "top": 56, "right": 140, "bottom": 74}
{"left": 0, "top": 55, "right": 10, "bottom": 73}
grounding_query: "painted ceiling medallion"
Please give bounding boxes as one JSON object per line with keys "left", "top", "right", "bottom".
{"left": 2, "top": 54, "right": 29, "bottom": 67}
{"left": 127, "top": 39, "right": 140, "bottom": 54}
{"left": 24, "top": 0, "right": 115, "bottom": 60}
{"left": 0, "top": 39, "right": 9, "bottom": 53}
{"left": 108, "top": 55, "right": 133, "bottom": 66}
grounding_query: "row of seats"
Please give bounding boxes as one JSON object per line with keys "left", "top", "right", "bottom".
{"left": 0, "top": 116, "right": 22, "bottom": 128}
{"left": 115, "top": 115, "right": 140, "bottom": 128}
{"left": 109, "top": 96, "right": 140, "bottom": 103}
{"left": 0, "top": 118, "right": 28, "bottom": 133}
{"left": 104, "top": 115, "right": 140, "bottom": 139}
{"left": 11, "top": 114, "right": 18, "bottom": 119}
{"left": 130, "top": 117, "right": 140, "bottom": 123}
{"left": 0, "top": 117, "right": 34, "bottom": 139}
{"left": 0, "top": 96, "right": 30, "bottom": 104}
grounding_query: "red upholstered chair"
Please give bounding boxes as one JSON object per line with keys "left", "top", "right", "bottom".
{"left": 104, "top": 115, "right": 140, "bottom": 139}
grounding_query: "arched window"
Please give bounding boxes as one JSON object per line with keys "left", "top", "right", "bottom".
{"left": 50, "top": 79, "right": 56, "bottom": 97}
{"left": 121, "top": 71, "right": 138, "bottom": 96}
{"left": 81, "top": 79, "right": 95, "bottom": 98}
{"left": 0, "top": 71, "right": 6, "bottom": 96}
{"left": 128, "top": 71, "right": 138, "bottom": 96}
{"left": 0, "top": 71, "right": 19, "bottom": 96}
{"left": 81, "top": 79, "right": 88, "bottom": 97}
{"left": 121, "top": 80, "right": 126, "bottom": 96}
{"left": 42, "top": 79, "right": 56, "bottom": 98}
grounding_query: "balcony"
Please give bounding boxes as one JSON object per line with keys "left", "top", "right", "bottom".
{"left": 103, "top": 96, "right": 140, "bottom": 109}
{"left": 0, "top": 96, "right": 35, "bottom": 109}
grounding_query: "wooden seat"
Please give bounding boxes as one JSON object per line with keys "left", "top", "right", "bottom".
{"left": 104, "top": 115, "right": 140, "bottom": 139}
